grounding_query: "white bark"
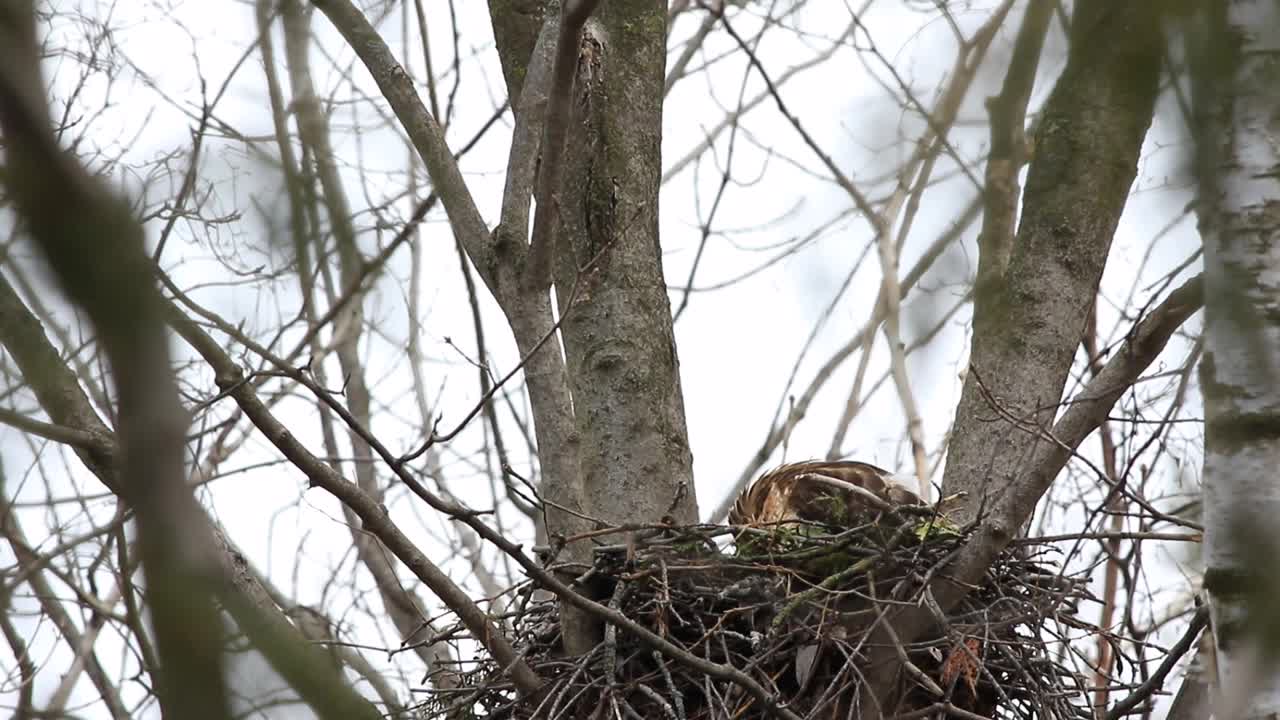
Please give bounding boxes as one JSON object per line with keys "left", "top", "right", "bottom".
{"left": 1195, "top": 2, "right": 1280, "bottom": 716}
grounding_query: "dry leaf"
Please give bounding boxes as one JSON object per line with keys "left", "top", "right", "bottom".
{"left": 795, "top": 643, "right": 819, "bottom": 690}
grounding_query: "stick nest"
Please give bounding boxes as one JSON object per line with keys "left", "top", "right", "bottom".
{"left": 425, "top": 513, "right": 1100, "bottom": 720}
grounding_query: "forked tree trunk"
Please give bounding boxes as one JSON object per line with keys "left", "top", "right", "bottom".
{"left": 489, "top": 0, "right": 698, "bottom": 653}
{"left": 1192, "top": 1, "right": 1280, "bottom": 716}
{"left": 940, "top": 1, "right": 1162, "bottom": 527}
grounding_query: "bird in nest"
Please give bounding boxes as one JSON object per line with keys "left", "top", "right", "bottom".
{"left": 728, "top": 460, "right": 927, "bottom": 529}
{"left": 729, "top": 461, "right": 988, "bottom": 716}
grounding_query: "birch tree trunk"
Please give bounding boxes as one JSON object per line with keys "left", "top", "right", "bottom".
{"left": 1193, "top": 2, "right": 1280, "bottom": 716}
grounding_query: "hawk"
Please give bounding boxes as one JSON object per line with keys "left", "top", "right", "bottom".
{"left": 729, "top": 460, "right": 924, "bottom": 527}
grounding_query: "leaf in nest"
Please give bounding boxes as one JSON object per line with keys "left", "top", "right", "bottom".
{"left": 914, "top": 516, "right": 962, "bottom": 541}
{"left": 795, "top": 642, "right": 820, "bottom": 690}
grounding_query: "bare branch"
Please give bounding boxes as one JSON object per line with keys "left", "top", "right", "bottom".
{"left": 312, "top": 0, "right": 587, "bottom": 588}
{"left": 1106, "top": 608, "right": 1209, "bottom": 720}
{"left": 0, "top": 92, "right": 383, "bottom": 720}
{"left": 0, "top": 4, "right": 232, "bottom": 715}
{"left": 718, "top": 197, "right": 983, "bottom": 521}
{"left": 310, "top": 0, "right": 493, "bottom": 281}
{"left": 0, "top": 406, "right": 109, "bottom": 455}
{"left": 0, "top": 501, "right": 130, "bottom": 720}
{"left": 164, "top": 303, "right": 545, "bottom": 695}
{"left": 977, "top": 0, "right": 1054, "bottom": 286}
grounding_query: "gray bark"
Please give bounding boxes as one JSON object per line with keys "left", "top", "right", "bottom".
{"left": 942, "top": 2, "right": 1163, "bottom": 524}
{"left": 486, "top": 0, "right": 699, "bottom": 530}
{"left": 486, "top": 0, "right": 699, "bottom": 652}
{"left": 488, "top": 0, "right": 552, "bottom": 104}
{"left": 857, "top": 3, "right": 1167, "bottom": 714}
{"left": 553, "top": 2, "right": 698, "bottom": 528}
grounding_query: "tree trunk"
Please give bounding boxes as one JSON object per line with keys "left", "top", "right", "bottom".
{"left": 553, "top": 2, "right": 697, "bottom": 528}
{"left": 485, "top": 0, "right": 698, "bottom": 653}
{"left": 491, "top": 0, "right": 698, "bottom": 529}
{"left": 1192, "top": 1, "right": 1280, "bottom": 715}
{"left": 859, "top": 3, "right": 1164, "bottom": 712}
{"left": 941, "top": 1, "right": 1162, "bottom": 524}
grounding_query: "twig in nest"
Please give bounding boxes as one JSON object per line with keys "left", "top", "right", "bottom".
{"left": 601, "top": 579, "right": 628, "bottom": 680}
{"left": 434, "top": 518, "right": 1142, "bottom": 720}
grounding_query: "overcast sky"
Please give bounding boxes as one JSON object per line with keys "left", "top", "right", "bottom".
{"left": 4, "top": 1, "right": 1206, "bottom": 716}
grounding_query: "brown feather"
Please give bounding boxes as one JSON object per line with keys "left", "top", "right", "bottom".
{"left": 729, "top": 460, "right": 923, "bottom": 526}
